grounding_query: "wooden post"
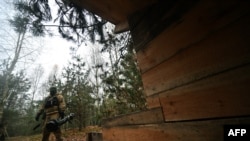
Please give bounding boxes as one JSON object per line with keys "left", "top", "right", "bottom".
{"left": 86, "top": 132, "right": 103, "bottom": 141}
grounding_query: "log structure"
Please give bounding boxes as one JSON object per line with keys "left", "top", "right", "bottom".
{"left": 73, "top": 0, "right": 250, "bottom": 140}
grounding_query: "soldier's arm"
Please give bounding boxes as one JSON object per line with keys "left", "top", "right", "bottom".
{"left": 35, "top": 104, "right": 44, "bottom": 121}
{"left": 37, "top": 107, "right": 44, "bottom": 115}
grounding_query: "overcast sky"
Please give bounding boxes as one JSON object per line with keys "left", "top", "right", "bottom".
{"left": 0, "top": 0, "right": 103, "bottom": 77}
{"left": 34, "top": 35, "right": 96, "bottom": 78}
{"left": 35, "top": 36, "right": 72, "bottom": 76}
{"left": 0, "top": 0, "right": 110, "bottom": 100}
{"left": 34, "top": 0, "right": 94, "bottom": 77}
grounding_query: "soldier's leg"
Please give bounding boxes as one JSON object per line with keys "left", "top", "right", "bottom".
{"left": 54, "top": 127, "right": 63, "bottom": 141}
{"left": 42, "top": 127, "right": 50, "bottom": 141}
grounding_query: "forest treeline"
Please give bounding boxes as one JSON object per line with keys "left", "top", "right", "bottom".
{"left": 0, "top": 0, "right": 146, "bottom": 137}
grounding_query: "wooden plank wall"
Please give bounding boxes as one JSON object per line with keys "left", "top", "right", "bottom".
{"left": 103, "top": 0, "right": 250, "bottom": 140}
{"left": 102, "top": 107, "right": 164, "bottom": 127}
{"left": 138, "top": 0, "right": 250, "bottom": 110}
{"left": 103, "top": 117, "right": 250, "bottom": 141}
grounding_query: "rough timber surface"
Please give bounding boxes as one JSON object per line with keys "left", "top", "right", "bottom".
{"left": 142, "top": 14, "right": 250, "bottom": 97}
{"left": 103, "top": 117, "right": 250, "bottom": 141}
{"left": 102, "top": 107, "right": 164, "bottom": 127}
{"left": 136, "top": 0, "right": 250, "bottom": 73}
{"left": 159, "top": 64, "right": 250, "bottom": 121}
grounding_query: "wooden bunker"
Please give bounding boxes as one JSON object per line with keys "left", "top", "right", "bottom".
{"left": 72, "top": 0, "right": 250, "bottom": 140}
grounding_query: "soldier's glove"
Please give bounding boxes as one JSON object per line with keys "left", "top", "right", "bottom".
{"left": 35, "top": 113, "right": 41, "bottom": 121}
{"left": 60, "top": 112, "right": 65, "bottom": 119}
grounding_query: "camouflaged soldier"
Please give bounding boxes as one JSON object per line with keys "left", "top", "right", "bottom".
{"left": 35, "top": 87, "right": 66, "bottom": 141}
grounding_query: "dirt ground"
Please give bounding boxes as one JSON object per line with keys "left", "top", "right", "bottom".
{"left": 6, "top": 126, "right": 101, "bottom": 141}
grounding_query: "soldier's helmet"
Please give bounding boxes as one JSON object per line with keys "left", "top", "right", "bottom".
{"left": 50, "top": 87, "right": 57, "bottom": 95}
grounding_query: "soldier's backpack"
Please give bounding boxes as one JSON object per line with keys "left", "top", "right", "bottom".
{"left": 44, "top": 95, "right": 59, "bottom": 109}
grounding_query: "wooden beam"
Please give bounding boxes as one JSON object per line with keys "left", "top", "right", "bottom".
{"left": 103, "top": 117, "right": 250, "bottom": 141}
{"left": 160, "top": 64, "right": 250, "bottom": 121}
{"left": 102, "top": 107, "right": 164, "bottom": 127}
{"left": 72, "top": 0, "right": 158, "bottom": 25}
{"left": 142, "top": 14, "right": 250, "bottom": 97}
{"left": 146, "top": 95, "right": 161, "bottom": 109}
{"left": 114, "top": 21, "right": 129, "bottom": 33}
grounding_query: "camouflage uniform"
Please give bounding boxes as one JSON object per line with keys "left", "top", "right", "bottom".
{"left": 36, "top": 87, "right": 66, "bottom": 141}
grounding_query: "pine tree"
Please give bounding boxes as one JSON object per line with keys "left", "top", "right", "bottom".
{"left": 15, "top": 0, "right": 107, "bottom": 45}
{"left": 100, "top": 33, "right": 146, "bottom": 117}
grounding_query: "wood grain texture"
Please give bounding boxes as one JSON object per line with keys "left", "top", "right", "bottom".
{"left": 159, "top": 64, "right": 250, "bottom": 121}
{"left": 102, "top": 107, "right": 164, "bottom": 127}
{"left": 146, "top": 95, "right": 161, "bottom": 109}
{"left": 103, "top": 117, "right": 250, "bottom": 141}
{"left": 136, "top": 0, "right": 250, "bottom": 73}
{"left": 142, "top": 14, "right": 250, "bottom": 96}
{"left": 129, "top": 0, "right": 199, "bottom": 51}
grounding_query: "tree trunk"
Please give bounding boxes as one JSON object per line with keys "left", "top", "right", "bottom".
{"left": 0, "top": 30, "right": 26, "bottom": 139}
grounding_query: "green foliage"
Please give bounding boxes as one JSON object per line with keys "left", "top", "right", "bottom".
{"left": 9, "top": 14, "right": 29, "bottom": 33}
{"left": 3, "top": 71, "right": 31, "bottom": 110}
{"left": 0, "top": 69, "right": 33, "bottom": 136}
{"left": 10, "top": 0, "right": 48, "bottom": 36}
{"left": 100, "top": 33, "right": 147, "bottom": 118}
{"left": 0, "top": 1, "right": 48, "bottom": 137}
{"left": 16, "top": 0, "right": 52, "bottom": 22}
{"left": 15, "top": 0, "right": 107, "bottom": 45}
{"left": 55, "top": 1, "right": 106, "bottom": 44}
{"left": 0, "top": 1, "right": 148, "bottom": 137}
{"left": 59, "top": 55, "right": 95, "bottom": 130}
{"left": 118, "top": 44, "right": 146, "bottom": 111}
{"left": 3, "top": 109, "right": 36, "bottom": 136}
